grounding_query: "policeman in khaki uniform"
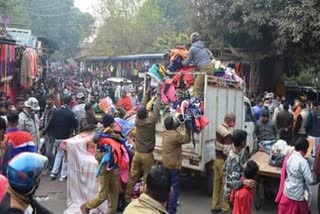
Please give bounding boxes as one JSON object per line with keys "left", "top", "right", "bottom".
{"left": 211, "top": 113, "right": 236, "bottom": 214}
{"left": 125, "top": 84, "right": 161, "bottom": 204}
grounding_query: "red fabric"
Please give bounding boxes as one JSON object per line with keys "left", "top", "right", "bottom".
{"left": 235, "top": 63, "right": 241, "bottom": 76}
{"left": 98, "top": 137, "right": 127, "bottom": 170}
{"left": 117, "top": 96, "right": 132, "bottom": 111}
{"left": 278, "top": 194, "right": 310, "bottom": 214}
{"left": 275, "top": 154, "right": 292, "bottom": 203}
{"left": 230, "top": 186, "right": 253, "bottom": 214}
{"left": 7, "top": 131, "right": 33, "bottom": 147}
{"left": 199, "top": 115, "right": 209, "bottom": 129}
{"left": 179, "top": 67, "right": 195, "bottom": 87}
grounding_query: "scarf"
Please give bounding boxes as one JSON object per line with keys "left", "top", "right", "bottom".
{"left": 275, "top": 153, "right": 292, "bottom": 203}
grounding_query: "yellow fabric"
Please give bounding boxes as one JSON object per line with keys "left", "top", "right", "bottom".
{"left": 146, "top": 97, "right": 155, "bottom": 111}
{"left": 169, "top": 47, "right": 189, "bottom": 61}
{"left": 86, "top": 167, "right": 119, "bottom": 214}
{"left": 124, "top": 193, "right": 168, "bottom": 214}
{"left": 212, "top": 158, "right": 230, "bottom": 212}
{"left": 125, "top": 151, "right": 154, "bottom": 203}
{"left": 159, "top": 64, "right": 167, "bottom": 78}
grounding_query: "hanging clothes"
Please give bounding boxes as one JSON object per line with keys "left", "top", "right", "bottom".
{"left": 20, "top": 48, "right": 38, "bottom": 89}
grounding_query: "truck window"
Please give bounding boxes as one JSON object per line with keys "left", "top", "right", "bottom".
{"left": 244, "top": 102, "right": 253, "bottom": 122}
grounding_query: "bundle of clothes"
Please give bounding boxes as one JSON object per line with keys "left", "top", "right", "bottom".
{"left": 213, "top": 61, "right": 244, "bottom": 85}
{"left": 145, "top": 47, "right": 214, "bottom": 148}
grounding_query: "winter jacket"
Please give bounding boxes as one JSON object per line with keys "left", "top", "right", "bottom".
{"left": 118, "top": 96, "right": 133, "bottom": 111}
{"left": 123, "top": 193, "right": 168, "bottom": 214}
{"left": 223, "top": 150, "right": 244, "bottom": 199}
{"left": 0, "top": 187, "right": 53, "bottom": 214}
{"left": 254, "top": 120, "right": 278, "bottom": 142}
{"left": 215, "top": 123, "right": 233, "bottom": 159}
{"left": 162, "top": 130, "right": 189, "bottom": 170}
{"left": 276, "top": 110, "right": 294, "bottom": 131}
{"left": 42, "top": 105, "right": 56, "bottom": 136}
{"left": 72, "top": 103, "right": 86, "bottom": 132}
{"left": 80, "top": 113, "right": 98, "bottom": 132}
{"left": 17, "top": 111, "right": 40, "bottom": 147}
{"left": 294, "top": 108, "right": 312, "bottom": 135}
{"left": 182, "top": 41, "right": 212, "bottom": 69}
{"left": 284, "top": 151, "right": 315, "bottom": 201}
{"left": 47, "top": 105, "right": 78, "bottom": 139}
{"left": 135, "top": 92, "right": 161, "bottom": 153}
{"left": 308, "top": 110, "right": 320, "bottom": 137}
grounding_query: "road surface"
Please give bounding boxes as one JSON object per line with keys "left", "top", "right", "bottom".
{"left": 36, "top": 174, "right": 318, "bottom": 214}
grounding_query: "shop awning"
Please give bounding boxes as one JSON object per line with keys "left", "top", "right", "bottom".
{"left": 85, "top": 53, "right": 165, "bottom": 62}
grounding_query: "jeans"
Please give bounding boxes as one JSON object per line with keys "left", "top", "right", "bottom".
{"left": 45, "top": 137, "right": 55, "bottom": 170}
{"left": 167, "top": 169, "right": 180, "bottom": 214}
{"left": 51, "top": 139, "right": 67, "bottom": 178}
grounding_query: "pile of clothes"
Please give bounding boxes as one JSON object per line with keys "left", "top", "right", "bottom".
{"left": 145, "top": 47, "right": 212, "bottom": 148}
{"left": 213, "top": 61, "right": 244, "bottom": 86}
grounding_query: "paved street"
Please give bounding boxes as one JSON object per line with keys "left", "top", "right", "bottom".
{"left": 37, "top": 174, "right": 319, "bottom": 214}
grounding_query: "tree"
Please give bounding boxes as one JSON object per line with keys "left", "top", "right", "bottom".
{"left": 0, "top": 0, "right": 28, "bottom": 27}
{"left": 153, "top": 32, "right": 189, "bottom": 52}
{"left": 1, "top": 0, "right": 95, "bottom": 59}
{"left": 25, "top": 0, "right": 95, "bottom": 59}
{"left": 153, "top": 0, "right": 189, "bottom": 33}
{"left": 91, "top": 0, "right": 169, "bottom": 56}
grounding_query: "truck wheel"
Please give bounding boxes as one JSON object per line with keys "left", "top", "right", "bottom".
{"left": 206, "top": 163, "right": 214, "bottom": 196}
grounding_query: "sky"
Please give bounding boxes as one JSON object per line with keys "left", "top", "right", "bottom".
{"left": 74, "top": 0, "right": 98, "bottom": 14}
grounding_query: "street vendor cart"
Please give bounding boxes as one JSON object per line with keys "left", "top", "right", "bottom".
{"left": 250, "top": 151, "right": 281, "bottom": 209}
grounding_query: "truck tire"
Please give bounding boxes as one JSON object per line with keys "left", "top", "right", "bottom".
{"left": 206, "top": 162, "right": 214, "bottom": 196}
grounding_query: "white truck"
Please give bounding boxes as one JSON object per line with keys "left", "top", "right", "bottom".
{"left": 151, "top": 75, "right": 255, "bottom": 194}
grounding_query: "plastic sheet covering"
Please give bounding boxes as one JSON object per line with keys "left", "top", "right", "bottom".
{"left": 63, "top": 132, "right": 108, "bottom": 214}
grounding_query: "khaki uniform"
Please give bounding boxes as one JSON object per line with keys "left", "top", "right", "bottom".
{"left": 193, "top": 63, "right": 214, "bottom": 97}
{"left": 85, "top": 152, "right": 119, "bottom": 214}
{"left": 162, "top": 130, "right": 186, "bottom": 170}
{"left": 124, "top": 193, "right": 168, "bottom": 214}
{"left": 212, "top": 122, "right": 232, "bottom": 213}
{"left": 125, "top": 151, "right": 154, "bottom": 203}
{"left": 125, "top": 93, "right": 161, "bottom": 203}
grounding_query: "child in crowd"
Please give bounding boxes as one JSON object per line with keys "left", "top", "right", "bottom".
{"left": 230, "top": 160, "right": 259, "bottom": 214}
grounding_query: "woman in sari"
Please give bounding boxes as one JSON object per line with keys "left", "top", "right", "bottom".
{"left": 276, "top": 138, "right": 318, "bottom": 214}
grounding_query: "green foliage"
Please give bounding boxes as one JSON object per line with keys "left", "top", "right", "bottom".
{"left": 1, "top": 0, "right": 94, "bottom": 59}
{"left": 153, "top": 32, "right": 189, "bottom": 52}
{"left": 0, "top": 0, "right": 28, "bottom": 26}
{"left": 91, "top": 0, "right": 169, "bottom": 56}
{"left": 153, "top": 0, "right": 189, "bottom": 33}
{"left": 189, "top": 0, "right": 320, "bottom": 52}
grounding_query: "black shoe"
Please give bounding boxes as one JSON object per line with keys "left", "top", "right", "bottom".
{"left": 211, "top": 209, "right": 222, "bottom": 214}
{"left": 50, "top": 173, "right": 57, "bottom": 180}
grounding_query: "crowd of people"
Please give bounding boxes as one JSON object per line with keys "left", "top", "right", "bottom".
{"left": 0, "top": 32, "right": 318, "bottom": 214}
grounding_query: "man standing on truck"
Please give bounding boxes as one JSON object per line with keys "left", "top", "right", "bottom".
{"left": 211, "top": 113, "right": 235, "bottom": 214}
{"left": 162, "top": 115, "right": 191, "bottom": 214}
{"left": 182, "top": 32, "right": 214, "bottom": 98}
{"left": 125, "top": 84, "right": 162, "bottom": 205}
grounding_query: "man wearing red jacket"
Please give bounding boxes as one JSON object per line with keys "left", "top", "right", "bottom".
{"left": 117, "top": 90, "right": 132, "bottom": 111}
{"left": 1, "top": 112, "right": 36, "bottom": 176}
